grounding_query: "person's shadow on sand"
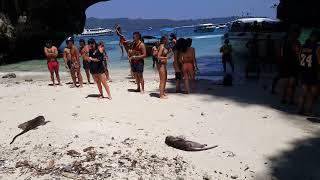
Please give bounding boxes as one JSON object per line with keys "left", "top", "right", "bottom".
{"left": 127, "top": 89, "right": 140, "bottom": 93}
{"left": 149, "top": 93, "right": 160, "bottom": 98}
{"left": 306, "top": 117, "right": 320, "bottom": 123}
{"left": 85, "top": 94, "right": 101, "bottom": 98}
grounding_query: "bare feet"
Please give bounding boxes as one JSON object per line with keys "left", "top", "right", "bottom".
{"left": 160, "top": 95, "right": 168, "bottom": 99}
{"left": 140, "top": 90, "right": 145, "bottom": 94}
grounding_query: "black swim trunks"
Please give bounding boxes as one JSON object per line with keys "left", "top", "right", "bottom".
{"left": 83, "top": 61, "right": 90, "bottom": 70}
{"left": 175, "top": 72, "right": 182, "bottom": 80}
{"left": 131, "top": 62, "right": 144, "bottom": 73}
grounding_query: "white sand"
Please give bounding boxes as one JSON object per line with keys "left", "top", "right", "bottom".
{"left": 0, "top": 70, "right": 319, "bottom": 180}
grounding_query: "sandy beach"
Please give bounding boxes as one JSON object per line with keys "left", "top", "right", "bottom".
{"left": 0, "top": 70, "right": 320, "bottom": 180}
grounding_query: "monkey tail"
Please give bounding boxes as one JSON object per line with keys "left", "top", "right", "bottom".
{"left": 188, "top": 145, "right": 219, "bottom": 152}
{"left": 10, "top": 131, "right": 24, "bottom": 144}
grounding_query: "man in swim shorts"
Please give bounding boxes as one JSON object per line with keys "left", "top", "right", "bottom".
{"left": 79, "top": 39, "right": 93, "bottom": 84}
{"left": 129, "top": 32, "right": 147, "bottom": 93}
{"left": 67, "top": 36, "right": 83, "bottom": 88}
{"left": 44, "top": 40, "right": 61, "bottom": 86}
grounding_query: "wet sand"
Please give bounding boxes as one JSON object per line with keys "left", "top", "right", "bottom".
{"left": 0, "top": 71, "right": 319, "bottom": 180}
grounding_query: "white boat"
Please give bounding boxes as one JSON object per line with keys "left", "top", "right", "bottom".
{"left": 77, "top": 28, "right": 113, "bottom": 37}
{"left": 194, "top": 23, "right": 216, "bottom": 33}
{"left": 216, "top": 24, "right": 227, "bottom": 29}
{"left": 223, "top": 17, "right": 285, "bottom": 57}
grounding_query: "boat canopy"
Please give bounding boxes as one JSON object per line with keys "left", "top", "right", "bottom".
{"left": 234, "top": 18, "right": 279, "bottom": 24}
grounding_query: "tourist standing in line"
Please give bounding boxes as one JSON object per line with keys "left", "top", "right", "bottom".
{"left": 298, "top": 31, "right": 320, "bottom": 115}
{"left": 152, "top": 42, "right": 159, "bottom": 68}
{"left": 79, "top": 39, "right": 93, "bottom": 84}
{"left": 88, "top": 39, "right": 112, "bottom": 99}
{"left": 115, "top": 24, "right": 126, "bottom": 57}
{"left": 157, "top": 36, "right": 169, "bottom": 99}
{"left": 220, "top": 39, "right": 234, "bottom": 73}
{"left": 179, "top": 38, "right": 196, "bottom": 94}
{"left": 173, "top": 38, "right": 183, "bottom": 93}
{"left": 63, "top": 44, "right": 76, "bottom": 87}
{"left": 279, "top": 27, "right": 301, "bottom": 104}
{"left": 129, "top": 32, "right": 147, "bottom": 94}
{"left": 99, "top": 42, "right": 112, "bottom": 82}
{"left": 44, "top": 40, "right": 61, "bottom": 86}
{"left": 186, "top": 38, "right": 199, "bottom": 76}
{"left": 67, "top": 37, "right": 83, "bottom": 88}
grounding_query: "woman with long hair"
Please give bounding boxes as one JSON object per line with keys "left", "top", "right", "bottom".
{"left": 157, "top": 36, "right": 169, "bottom": 99}
{"left": 88, "top": 39, "right": 112, "bottom": 100}
{"left": 178, "top": 38, "right": 196, "bottom": 94}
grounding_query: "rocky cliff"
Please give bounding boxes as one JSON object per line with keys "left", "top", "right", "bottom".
{"left": 277, "top": 0, "right": 320, "bottom": 27}
{"left": 0, "top": 0, "right": 107, "bottom": 64}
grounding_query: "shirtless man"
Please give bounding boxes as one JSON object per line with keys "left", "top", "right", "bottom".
{"left": 129, "top": 32, "right": 147, "bottom": 93}
{"left": 66, "top": 37, "right": 83, "bottom": 88}
{"left": 44, "top": 40, "right": 61, "bottom": 86}
{"left": 79, "top": 39, "right": 93, "bottom": 84}
{"left": 63, "top": 41, "right": 76, "bottom": 87}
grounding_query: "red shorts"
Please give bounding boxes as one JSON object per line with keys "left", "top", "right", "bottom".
{"left": 182, "top": 63, "right": 194, "bottom": 73}
{"left": 48, "top": 61, "right": 59, "bottom": 72}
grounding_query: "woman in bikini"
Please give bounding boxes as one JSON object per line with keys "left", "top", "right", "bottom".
{"left": 88, "top": 39, "right": 112, "bottom": 100}
{"left": 179, "top": 38, "right": 196, "bottom": 94}
{"left": 157, "top": 36, "right": 169, "bottom": 99}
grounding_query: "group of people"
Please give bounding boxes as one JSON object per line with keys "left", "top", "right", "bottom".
{"left": 150, "top": 34, "right": 199, "bottom": 98}
{"left": 270, "top": 28, "right": 320, "bottom": 115}
{"left": 43, "top": 24, "right": 319, "bottom": 109}
{"left": 44, "top": 37, "right": 112, "bottom": 99}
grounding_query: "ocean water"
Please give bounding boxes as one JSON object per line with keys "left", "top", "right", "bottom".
{"left": 0, "top": 28, "right": 227, "bottom": 78}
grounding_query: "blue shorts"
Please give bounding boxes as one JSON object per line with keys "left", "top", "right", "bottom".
{"left": 131, "top": 63, "right": 144, "bottom": 73}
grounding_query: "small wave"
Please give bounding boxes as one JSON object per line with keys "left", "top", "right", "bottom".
{"left": 192, "top": 34, "right": 223, "bottom": 39}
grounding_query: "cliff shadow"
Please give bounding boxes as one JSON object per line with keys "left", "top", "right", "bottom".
{"left": 166, "top": 77, "right": 320, "bottom": 119}
{"left": 265, "top": 135, "right": 320, "bottom": 180}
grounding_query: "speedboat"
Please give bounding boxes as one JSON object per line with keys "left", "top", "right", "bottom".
{"left": 223, "top": 17, "right": 285, "bottom": 57}
{"left": 124, "top": 35, "right": 160, "bottom": 57}
{"left": 194, "top": 23, "right": 216, "bottom": 33}
{"left": 77, "top": 28, "right": 113, "bottom": 37}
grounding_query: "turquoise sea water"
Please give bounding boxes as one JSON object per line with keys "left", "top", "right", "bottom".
{"left": 0, "top": 28, "right": 227, "bottom": 77}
